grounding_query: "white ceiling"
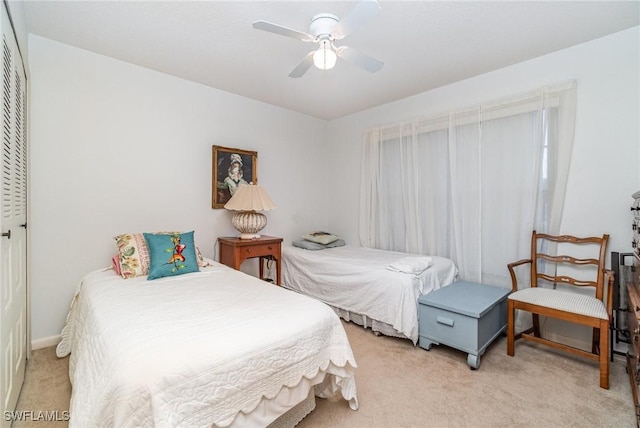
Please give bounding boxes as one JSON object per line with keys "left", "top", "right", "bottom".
{"left": 23, "top": 1, "right": 640, "bottom": 120}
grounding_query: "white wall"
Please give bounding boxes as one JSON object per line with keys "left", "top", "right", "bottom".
{"left": 326, "top": 27, "right": 640, "bottom": 259}
{"left": 28, "top": 35, "right": 330, "bottom": 341}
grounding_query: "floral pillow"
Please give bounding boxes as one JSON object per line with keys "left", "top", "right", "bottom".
{"left": 111, "top": 255, "right": 123, "bottom": 276}
{"left": 114, "top": 232, "right": 211, "bottom": 279}
{"left": 195, "top": 247, "right": 212, "bottom": 268}
{"left": 114, "top": 233, "right": 150, "bottom": 279}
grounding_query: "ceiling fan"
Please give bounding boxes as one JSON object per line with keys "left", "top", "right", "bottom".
{"left": 252, "top": 0, "right": 384, "bottom": 78}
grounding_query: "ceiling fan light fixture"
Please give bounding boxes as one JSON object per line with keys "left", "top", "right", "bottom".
{"left": 313, "top": 40, "right": 337, "bottom": 70}
{"left": 253, "top": 1, "right": 383, "bottom": 78}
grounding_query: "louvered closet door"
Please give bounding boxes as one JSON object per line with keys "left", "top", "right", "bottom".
{"left": 0, "top": 4, "right": 27, "bottom": 425}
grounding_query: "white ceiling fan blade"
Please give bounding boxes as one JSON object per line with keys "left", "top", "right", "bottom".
{"left": 338, "top": 46, "right": 383, "bottom": 73}
{"left": 289, "top": 52, "right": 315, "bottom": 78}
{"left": 253, "top": 20, "right": 315, "bottom": 43}
{"left": 332, "top": 0, "right": 381, "bottom": 40}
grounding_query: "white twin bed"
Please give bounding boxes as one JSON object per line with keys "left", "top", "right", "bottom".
{"left": 57, "top": 261, "right": 358, "bottom": 427}
{"left": 281, "top": 245, "right": 458, "bottom": 344}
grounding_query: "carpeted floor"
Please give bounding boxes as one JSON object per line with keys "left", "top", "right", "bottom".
{"left": 14, "top": 320, "right": 637, "bottom": 427}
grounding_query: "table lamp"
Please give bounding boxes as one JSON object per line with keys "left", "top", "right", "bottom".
{"left": 224, "top": 183, "right": 276, "bottom": 239}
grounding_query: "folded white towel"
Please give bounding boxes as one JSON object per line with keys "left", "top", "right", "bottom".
{"left": 387, "top": 256, "right": 433, "bottom": 275}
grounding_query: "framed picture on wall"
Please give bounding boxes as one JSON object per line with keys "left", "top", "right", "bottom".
{"left": 212, "top": 145, "right": 258, "bottom": 209}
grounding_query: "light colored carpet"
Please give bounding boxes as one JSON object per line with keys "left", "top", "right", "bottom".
{"left": 14, "top": 321, "right": 636, "bottom": 427}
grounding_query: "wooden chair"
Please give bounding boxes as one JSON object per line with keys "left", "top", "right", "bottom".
{"left": 506, "top": 231, "right": 614, "bottom": 389}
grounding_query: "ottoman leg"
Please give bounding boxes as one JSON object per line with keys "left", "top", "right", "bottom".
{"left": 419, "top": 336, "right": 437, "bottom": 351}
{"left": 467, "top": 353, "right": 480, "bottom": 370}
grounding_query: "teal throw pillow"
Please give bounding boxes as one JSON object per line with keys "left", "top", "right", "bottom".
{"left": 143, "top": 231, "right": 199, "bottom": 280}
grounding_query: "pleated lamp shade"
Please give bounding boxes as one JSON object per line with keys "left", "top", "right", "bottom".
{"left": 224, "top": 184, "right": 276, "bottom": 239}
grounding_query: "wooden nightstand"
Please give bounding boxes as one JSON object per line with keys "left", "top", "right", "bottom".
{"left": 217, "top": 236, "right": 283, "bottom": 285}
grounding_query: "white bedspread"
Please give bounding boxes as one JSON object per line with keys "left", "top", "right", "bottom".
{"left": 282, "top": 245, "right": 458, "bottom": 343}
{"left": 57, "top": 262, "right": 358, "bottom": 427}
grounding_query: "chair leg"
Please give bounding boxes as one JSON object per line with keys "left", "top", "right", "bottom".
{"left": 599, "top": 319, "right": 609, "bottom": 389}
{"left": 592, "top": 327, "right": 599, "bottom": 354}
{"left": 507, "top": 300, "right": 515, "bottom": 356}
{"left": 532, "top": 313, "right": 540, "bottom": 337}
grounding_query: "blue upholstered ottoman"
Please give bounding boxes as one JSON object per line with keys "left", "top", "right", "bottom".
{"left": 418, "top": 281, "right": 510, "bottom": 369}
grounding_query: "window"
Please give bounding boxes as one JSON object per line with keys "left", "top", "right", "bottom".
{"left": 360, "top": 82, "right": 576, "bottom": 285}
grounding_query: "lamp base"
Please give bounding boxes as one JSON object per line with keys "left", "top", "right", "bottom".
{"left": 238, "top": 233, "right": 261, "bottom": 240}
{"left": 231, "top": 211, "right": 267, "bottom": 240}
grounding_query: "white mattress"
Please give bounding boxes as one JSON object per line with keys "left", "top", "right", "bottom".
{"left": 57, "top": 262, "right": 358, "bottom": 427}
{"left": 282, "top": 245, "right": 458, "bottom": 343}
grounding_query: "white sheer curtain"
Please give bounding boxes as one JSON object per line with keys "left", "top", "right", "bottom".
{"left": 359, "top": 81, "right": 577, "bottom": 286}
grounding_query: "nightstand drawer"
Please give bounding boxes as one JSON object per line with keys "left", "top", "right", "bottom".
{"left": 240, "top": 243, "right": 279, "bottom": 258}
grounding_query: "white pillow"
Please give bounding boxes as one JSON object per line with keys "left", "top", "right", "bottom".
{"left": 302, "top": 231, "right": 340, "bottom": 245}
{"left": 293, "top": 239, "right": 346, "bottom": 251}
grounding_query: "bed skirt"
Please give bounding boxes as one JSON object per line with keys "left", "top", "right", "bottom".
{"left": 268, "top": 390, "right": 316, "bottom": 428}
{"left": 332, "top": 306, "right": 409, "bottom": 341}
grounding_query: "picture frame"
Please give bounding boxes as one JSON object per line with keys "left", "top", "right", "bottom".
{"left": 212, "top": 145, "right": 258, "bottom": 209}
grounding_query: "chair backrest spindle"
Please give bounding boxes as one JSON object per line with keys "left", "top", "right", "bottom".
{"left": 529, "top": 230, "right": 609, "bottom": 300}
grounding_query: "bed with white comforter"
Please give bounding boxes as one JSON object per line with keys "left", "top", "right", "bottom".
{"left": 56, "top": 261, "right": 358, "bottom": 427}
{"left": 282, "top": 245, "right": 458, "bottom": 344}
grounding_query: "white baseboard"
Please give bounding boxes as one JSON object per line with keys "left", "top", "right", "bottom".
{"left": 32, "top": 335, "right": 61, "bottom": 350}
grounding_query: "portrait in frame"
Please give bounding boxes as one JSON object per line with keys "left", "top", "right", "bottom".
{"left": 212, "top": 145, "right": 258, "bottom": 209}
